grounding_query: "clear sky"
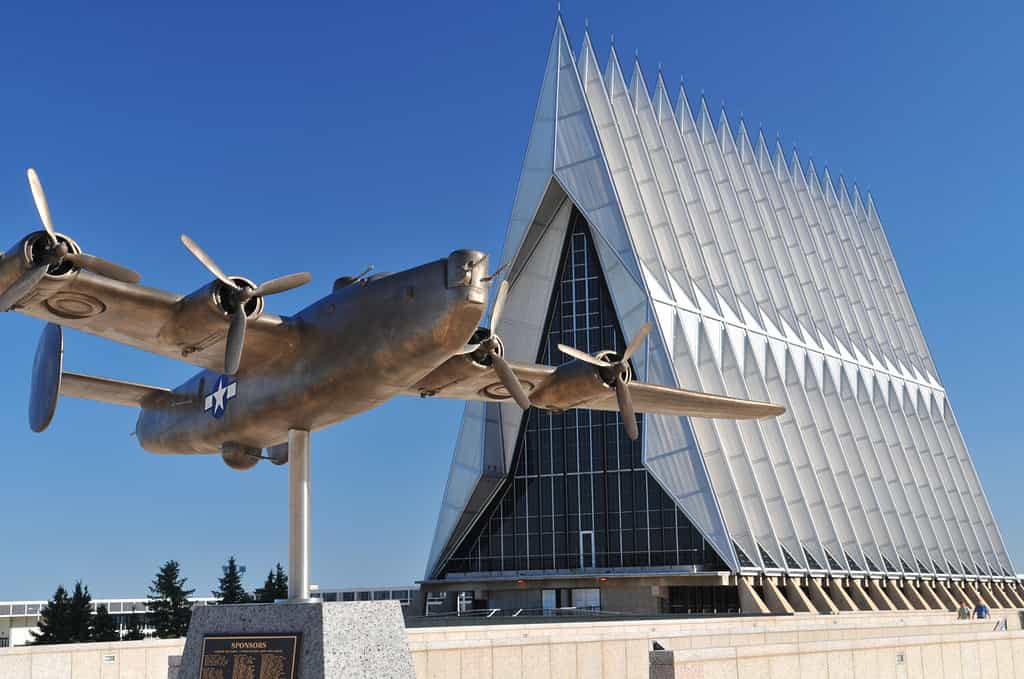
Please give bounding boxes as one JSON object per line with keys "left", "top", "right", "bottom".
{"left": 0, "top": 1, "right": 1020, "bottom": 600}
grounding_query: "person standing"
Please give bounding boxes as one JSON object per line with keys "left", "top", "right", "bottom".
{"left": 973, "top": 599, "right": 990, "bottom": 620}
{"left": 957, "top": 603, "right": 972, "bottom": 620}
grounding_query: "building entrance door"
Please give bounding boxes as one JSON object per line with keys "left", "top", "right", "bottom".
{"left": 571, "top": 588, "right": 601, "bottom": 611}
{"left": 542, "top": 589, "right": 556, "bottom": 614}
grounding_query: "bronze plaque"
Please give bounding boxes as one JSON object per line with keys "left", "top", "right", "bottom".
{"left": 200, "top": 634, "right": 300, "bottom": 679}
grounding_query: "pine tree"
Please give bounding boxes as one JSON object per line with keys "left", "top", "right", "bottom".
{"left": 213, "top": 556, "right": 251, "bottom": 604}
{"left": 90, "top": 604, "right": 118, "bottom": 642}
{"left": 272, "top": 563, "right": 288, "bottom": 600}
{"left": 68, "top": 581, "right": 93, "bottom": 643}
{"left": 253, "top": 563, "right": 288, "bottom": 603}
{"left": 147, "top": 560, "right": 195, "bottom": 638}
{"left": 122, "top": 608, "right": 146, "bottom": 641}
{"left": 253, "top": 570, "right": 277, "bottom": 603}
{"left": 31, "top": 585, "right": 72, "bottom": 644}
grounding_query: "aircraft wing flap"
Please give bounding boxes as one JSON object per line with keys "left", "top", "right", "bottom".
{"left": 61, "top": 371, "right": 173, "bottom": 408}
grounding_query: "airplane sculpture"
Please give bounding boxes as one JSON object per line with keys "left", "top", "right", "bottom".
{"left": 5, "top": 169, "right": 784, "bottom": 599}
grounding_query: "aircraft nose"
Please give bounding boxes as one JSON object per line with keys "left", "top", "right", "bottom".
{"left": 446, "top": 249, "right": 488, "bottom": 287}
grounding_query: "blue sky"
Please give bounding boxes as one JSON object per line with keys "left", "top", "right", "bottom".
{"left": 0, "top": 1, "right": 1020, "bottom": 599}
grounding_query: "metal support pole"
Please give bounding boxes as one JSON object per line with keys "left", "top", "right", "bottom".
{"left": 287, "top": 429, "right": 311, "bottom": 602}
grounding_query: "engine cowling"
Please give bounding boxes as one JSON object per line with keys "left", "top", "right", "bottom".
{"left": 0, "top": 231, "right": 83, "bottom": 305}
{"left": 160, "top": 277, "right": 265, "bottom": 354}
{"left": 222, "top": 442, "right": 261, "bottom": 471}
{"left": 413, "top": 326, "right": 501, "bottom": 396}
{"left": 529, "top": 353, "right": 631, "bottom": 411}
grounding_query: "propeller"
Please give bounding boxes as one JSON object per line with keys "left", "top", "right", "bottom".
{"left": 26, "top": 169, "right": 56, "bottom": 244}
{"left": 557, "top": 322, "right": 652, "bottom": 441}
{"left": 474, "top": 280, "right": 531, "bottom": 409}
{"left": 0, "top": 170, "right": 141, "bottom": 311}
{"left": 180, "top": 234, "right": 311, "bottom": 375}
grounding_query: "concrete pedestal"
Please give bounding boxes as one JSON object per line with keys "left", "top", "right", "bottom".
{"left": 179, "top": 601, "right": 415, "bottom": 679}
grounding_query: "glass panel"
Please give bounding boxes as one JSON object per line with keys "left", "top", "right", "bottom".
{"left": 758, "top": 544, "right": 779, "bottom": 569}
{"left": 803, "top": 548, "right": 823, "bottom": 571}
{"left": 439, "top": 209, "right": 725, "bottom": 577}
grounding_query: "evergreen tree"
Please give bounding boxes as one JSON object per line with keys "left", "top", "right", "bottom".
{"left": 147, "top": 560, "right": 194, "bottom": 638}
{"left": 272, "top": 563, "right": 288, "bottom": 600}
{"left": 31, "top": 585, "right": 72, "bottom": 644}
{"left": 253, "top": 570, "right": 277, "bottom": 603}
{"left": 68, "top": 581, "right": 93, "bottom": 643}
{"left": 213, "top": 556, "right": 251, "bottom": 604}
{"left": 122, "top": 608, "right": 146, "bottom": 641}
{"left": 90, "top": 604, "right": 118, "bottom": 642}
{"left": 253, "top": 563, "right": 288, "bottom": 603}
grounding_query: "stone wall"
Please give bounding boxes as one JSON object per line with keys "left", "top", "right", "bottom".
{"left": 406, "top": 610, "right": 1024, "bottom": 678}
{"left": 668, "top": 630, "right": 1024, "bottom": 679}
{"left": 0, "top": 638, "right": 183, "bottom": 679}
{"left": 1, "top": 609, "right": 1020, "bottom": 679}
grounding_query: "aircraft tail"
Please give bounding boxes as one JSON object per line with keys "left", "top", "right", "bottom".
{"left": 29, "top": 322, "right": 174, "bottom": 432}
{"left": 60, "top": 372, "right": 171, "bottom": 408}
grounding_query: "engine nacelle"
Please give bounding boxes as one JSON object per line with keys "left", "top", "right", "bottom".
{"left": 530, "top": 356, "right": 630, "bottom": 411}
{"left": 158, "top": 277, "right": 264, "bottom": 354}
{"left": 413, "top": 326, "right": 500, "bottom": 396}
{"left": 222, "top": 442, "right": 261, "bottom": 471}
{"left": 0, "top": 231, "right": 83, "bottom": 308}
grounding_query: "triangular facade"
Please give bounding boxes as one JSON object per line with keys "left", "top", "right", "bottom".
{"left": 426, "top": 19, "right": 1016, "bottom": 584}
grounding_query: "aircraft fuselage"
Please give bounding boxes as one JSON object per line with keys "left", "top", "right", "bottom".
{"left": 134, "top": 250, "right": 489, "bottom": 455}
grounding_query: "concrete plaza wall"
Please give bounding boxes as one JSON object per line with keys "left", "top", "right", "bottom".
{"left": 406, "top": 611, "right": 1024, "bottom": 679}
{"left": 0, "top": 638, "right": 182, "bottom": 679}
{"left": 666, "top": 630, "right": 1024, "bottom": 679}
{"left": 0, "top": 609, "right": 1020, "bottom": 679}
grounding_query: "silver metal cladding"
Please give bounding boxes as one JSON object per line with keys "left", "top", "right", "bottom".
{"left": 528, "top": 360, "right": 610, "bottom": 411}
{"left": 221, "top": 442, "right": 261, "bottom": 471}
{"left": 445, "top": 249, "right": 489, "bottom": 304}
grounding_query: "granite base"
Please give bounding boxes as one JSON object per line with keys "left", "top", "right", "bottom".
{"left": 178, "top": 600, "right": 415, "bottom": 679}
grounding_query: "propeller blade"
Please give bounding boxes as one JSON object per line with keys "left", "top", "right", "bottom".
{"left": 26, "top": 169, "right": 56, "bottom": 244}
{"left": 556, "top": 343, "right": 605, "bottom": 367}
{"left": 64, "top": 252, "right": 141, "bottom": 284}
{"left": 225, "top": 307, "right": 247, "bottom": 375}
{"left": 489, "top": 280, "right": 509, "bottom": 330}
{"left": 251, "top": 272, "right": 311, "bottom": 298}
{"left": 615, "top": 379, "right": 639, "bottom": 441}
{"left": 180, "top": 234, "right": 236, "bottom": 288}
{"left": 491, "top": 352, "right": 532, "bottom": 410}
{"left": 620, "top": 322, "right": 652, "bottom": 362}
{"left": 0, "top": 265, "right": 48, "bottom": 311}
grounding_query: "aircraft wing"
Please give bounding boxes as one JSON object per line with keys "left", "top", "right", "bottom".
{"left": 13, "top": 270, "right": 298, "bottom": 373}
{"left": 409, "top": 358, "right": 784, "bottom": 420}
{"left": 580, "top": 381, "right": 785, "bottom": 419}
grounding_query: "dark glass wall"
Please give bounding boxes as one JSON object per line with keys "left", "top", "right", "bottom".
{"left": 440, "top": 209, "right": 726, "bottom": 577}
